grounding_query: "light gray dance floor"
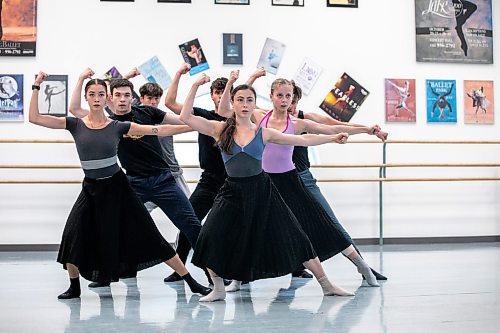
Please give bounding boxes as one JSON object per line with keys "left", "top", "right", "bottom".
{"left": 0, "top": 243, "right": 499, "bottom": 333}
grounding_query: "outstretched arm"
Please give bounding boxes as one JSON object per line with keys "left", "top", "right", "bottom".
{"left": 127, "top": 122, "right": 192, "bottom": 137}
{"left": 179, "top": 74, "right": 224, "bottom": 139}
{"left": 165, "top": 63, "right": 191, "bottom": 114}
{"left": 217, "top": 70, "right": 239, "bottom": 118}
{"left": 263, "top": 127, "right": 348, "bottom": 146}
{"left": 69, "top": 68, "right": 93, "bottom": 118}
{"left": 29, "top": 72, "right": 66, "bottom": 129}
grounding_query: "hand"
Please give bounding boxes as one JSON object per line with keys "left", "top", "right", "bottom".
{"left": 35, "top": 71, "right": 48, "bottom": 85}
{"left": 228, "top": 70, "right": 239, "bottom": 83}
{"left": 79, "top": 68, "right": 94, "bottom": 80}
{"left": 123, "top": 67, "right": 140, "bottom": 80}
{"left": 375, "top": 130, "right": 388, "bottom": 142}
{"left": 194, "top": 73, "right": 210, "bottom": 86}
{"left": 333, "top": 132, "right": 349, "bottom": 144}
{"left": 178, "top": 63, "right": 191, "bottom": 75}
{"left": 369, "top": 125, "right": 381, "bottom": 135}
{"left": 252, "top": 67, "right": 266, "bottom": 79}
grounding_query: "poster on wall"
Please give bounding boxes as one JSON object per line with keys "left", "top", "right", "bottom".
{"left": 319, "top": 73, "right": 369, "bottom": 122}
{"left": 292, "top": 57, "right": 322, "bottom": 96}
{"left": 415, "top": 0, "right": 493, "bottom": 64}
{"left": 138, "top": 56, "right": 172, "bottom": 89}
{"left": 215, "top": 0, "right": 249, "bottom": 4}
{"left": 103, "top": 66, "right": 122, "bottom": 80}
{"left": 464, "top": 80, "right": 494, "bottom": 124}
{"left": 0, "top": 0, "right": 37, "bottom": 56}
{"left": 223, "top": 33, "right": 243, "bottom": 65}
{"left": 426, "top": 79, "right": 457, "bottom": 123}
{"left": 257, "top": 38, "right": 286, "bottom": 75}
{"left": 327, "top": 0, "right": 358, "bottom": 7}
{"left": 179, "top": 38, "right": 209, "bottom": 75}
{"left": 384, "top": 79, "right": 416, "bottom": 123}
{"left": 36, "top": 75, "right": 68, "bottom": 117}
{"left": 158, "top": 0, "right": 191, "bottom": 3}
{"left": 272, "top": 0, "right": 304, "bottom": 6}
{"left": 0, "top": 74, "right": 23, "bottom": 122}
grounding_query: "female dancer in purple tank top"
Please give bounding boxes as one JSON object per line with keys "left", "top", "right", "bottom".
{"left": 181, "top": 73, "right": 354, "bottom": 302}
{"left": 219, "top": 71, "right": 383, "bottom": 291}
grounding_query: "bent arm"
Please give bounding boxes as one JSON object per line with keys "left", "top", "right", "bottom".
{"left": 29, "top": 72, "right": 66, "bottom": 129}
{"left": 127, "top": 122, "right": 192, "bottom": 137}
{"left": 69, "top": 68, "right": 93, "bottom": 118}
{"left": 216, "top": 70, "right": 239, "bottom": 118}
{"left": 165, "top": 63, "right": 190, "bottom": 114}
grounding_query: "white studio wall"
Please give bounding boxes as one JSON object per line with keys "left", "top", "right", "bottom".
{"left": 0, "top": 0, "right": 499, "bottom": 245}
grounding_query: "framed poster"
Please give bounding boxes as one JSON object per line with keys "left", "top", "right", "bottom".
{"left": 0, "top": 0, "right": 37, "bottom": 56}
{"left": 215, "top": 0, "right": 249, "bottom": 4}
{"left": 415, "top": 0, "right": 493, "bottom": 64}
{"left": 223, "top": 33, "right": 243, "bottom": 65}
{"left": 426, "top": 79, "right": 457, "bottom": 123}
{"left": 257, "top": 38, "right": 286, "bottom": 75}
{"left": 36, "top": 75, "right": 68, "bottom": 117}
{"left": 158, "top": 0, "right": 191, "bottom": 3}
{"left": 272, "top": 0, "right": 304, "bottom": 6}
{"left": 101, "top": 0, "right": 135, "bottom": 2}
{"left": 464, "top": 80, "right": 494, "bottom": 124}
{"left": 138, "top": 56, "right": 172, "bottom": 89}
{"left": 385, "top": 79, "right": 416, "bottom": 123}
{"left": 327, "top": 0, "right": 358, "bottom": 8}
{"left": 179, "top": 38, "right": 210, "bottom": 75}
{"left": 103, "top": 66, "right": 123, "bottom": 80}
{"left": 292, "top": 57, "right": 322, "bottom": 96}
{"left": 0, "top": 74, "right": 23, "bottom": 122}
{"left": 319, "top": 73, "right": 369, "bottom": 122}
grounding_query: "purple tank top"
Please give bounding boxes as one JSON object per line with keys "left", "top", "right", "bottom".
{"left": 259, "top": 111, "right": 296, "bottom": 173}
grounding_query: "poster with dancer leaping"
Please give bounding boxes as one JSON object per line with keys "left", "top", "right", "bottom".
{"left": 0, "top": 0, "right": 37, "bottom": 56}
{"left": 385, "top": 79, "right": 416, "bottom": 123}
{"left": 415, "top": 0, "right": 493, "bottom": 64}
{"left": 426, "top": 79, "right": 457, "bottom": 123}
{"left": 464, "top": 80, "right": 494, "bottom": 124}
{"left": 36, "top": 75, "right": 68, "bottom": 117}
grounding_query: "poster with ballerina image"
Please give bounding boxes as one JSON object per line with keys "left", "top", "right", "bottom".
{"left": 179, "top": 38, "right": 209, "bottom": 75}
{"left": 36, "top": 75, "right": 68, "bottom": 117}
{"left": 0, "top": 0, "right": 37, "bottom": 56}
{"left": 257, "top": 38, "right": 286, "bottom": 75}
{"left": 415, "top": 0, "right": 493, "bottom": 64}
{"left": 0, "top": 74, "right": 23, "bottom": 121}
{"left": 138, "top": 56, "right": 172, "bottom": 89}
{"left": 319, "top": 73, "right": 369, "bottom": 122}
{"left": 464, "top": 80, "right": 494, "bottom": 124}
{"left": 385, "top": 79, "right": 416, "bottom": 123}
{"left": 426, "top": 79, "right": 457, "bottom": 123}
{"left": 292, "top": 57, "right": 322, "bottom": 96}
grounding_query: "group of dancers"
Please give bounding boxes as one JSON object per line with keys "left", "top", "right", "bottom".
{"left": 29, "top": 63, "right": 389, "bottom": 302}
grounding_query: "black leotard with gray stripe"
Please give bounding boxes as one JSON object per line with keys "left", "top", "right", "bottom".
{"left": 65, "top": 117, "right": 131, "bottom": 179}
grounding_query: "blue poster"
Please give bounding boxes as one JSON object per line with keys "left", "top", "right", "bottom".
{"left": 178, "top": 38, "right": 210, "bottom": 76}
{"left": 138, "top": 56, "right": 172, "bottom": 89}
{"left": 426, "top": 79, "right": 457, "bottom": 123}
{"left": 0, "top": 74, "right": 23, "bottom": 122}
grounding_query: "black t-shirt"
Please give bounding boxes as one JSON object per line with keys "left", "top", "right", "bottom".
{"left": 193, "top": 107, "right": 226, "bottom": 176}
{"left": 292, "top": 110, "right": 311, "bottom": 172}
{"left": 111, "top": 105, "right": 170, "bottom": 177}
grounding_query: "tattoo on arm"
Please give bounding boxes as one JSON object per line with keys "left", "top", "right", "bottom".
{"left": 152, "top": 127, "right": 158, "bottom": 134}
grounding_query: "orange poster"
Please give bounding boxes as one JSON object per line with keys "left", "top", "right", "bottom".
{"left": 464, "top": 80, "right": 494, "bottom": 124}
{"left": 0, "top": 0, "right": 37, "bottom": 56}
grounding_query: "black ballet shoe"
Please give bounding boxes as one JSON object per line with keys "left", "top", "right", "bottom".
{"left": 363, "top": 269, "right": 387, "bottom": 281}
{"left": 88, "top": 281, "right": 110, "bottom": 288}
{"left": 164, "top": 272, "right": 183, "bottom": 283}
{"left": 181, "top": 273, "right": 212, "bottom": 296}
{"left": 58, "top": 287, "right": 81, "bottom": 299}
{"left": 292, "top": 270, "right": 313, "bottom": 279}
{"left": 223, "top": 279, "right": 231, "bottom": 286}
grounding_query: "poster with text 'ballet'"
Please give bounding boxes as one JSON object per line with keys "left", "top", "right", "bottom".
{"left": 426, "top": 79, "right": 457, "bottom": 123}
{"left": 138, "top": 56, "right": 172, "bottom": 89}
{"left": 257, "top": 38, "right": 286, "bottom": 75}
{"left": 36, "top": 75, "right": 68, "bottom": 117}
{"left": 0, "top": 74, "right": 23, "bottom": 122}
{"left": 319, "top": 73, "right": 369, "bottom": 122}
{"left": 179, "top": 38, "right": 209, "bottom": 75}
{"left": 0, "top": 0, "right": 37, "bottom": 56}
{"left": 385, "top": 79, "right": 416, "bottom": 123}
{"left": 464, "top": 80, "right": 494, "bottom": 124}
{"left": 292, "top": 58, "right": 322, "bottom": 96}
{"left": 415, "top": 0, "right": 493, "bottom": 64}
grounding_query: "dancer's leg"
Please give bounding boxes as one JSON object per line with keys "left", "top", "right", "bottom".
{"left": 302, "top": 258, "right": 354, "bottom": 296}
{"left": 342, "top": 245, "right": 379, "bottom": 287}
{"left": 164, "top": 255, "right": 211, "bottom": 296}
{"left": 200, "top": 269, "right": 226, "bottom": 302}
{"left": 58, "top": 263, "right": 81, "bottom": 299}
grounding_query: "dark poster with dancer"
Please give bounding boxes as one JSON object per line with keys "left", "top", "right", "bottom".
{"left": 319, "top": 73, "right": 369, "bottom": 122}
{"left": 179, "top": 38, "right": 210, "bottom": 75}
{"left": 36, "top": 75, "right": 68, "bottom": 117}
{"left": 223, "top": 33, "right": 243, "bottom": 65}
{"left": 0, "top": 0, "right": 37, "bottom": 56}
{"left": 0, "top": 74, "right": 23, "bottom": 122}
{"left": 415, "top": 0, "right": 493, "bottom": 64}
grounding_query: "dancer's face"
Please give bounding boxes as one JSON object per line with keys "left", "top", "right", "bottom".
{"left": 270, "top": 84, "right": 293, "bottom": 113}
{"left": 110, "top": 86, "right": 134, "bottom": 115}
{"left": 287, "top": 97, "right": 299, "bottom": 116}
{"left": 85, "top": 84, "right": 107, "bottom": 112}
{"left": 232, "top": 89, "right": 255, "bottom": 119}
{"left": 211, "top": 89, "right": 223, "bottom": 109}
{"left": 140, "top": 95, "right": 161, "bottom": 107}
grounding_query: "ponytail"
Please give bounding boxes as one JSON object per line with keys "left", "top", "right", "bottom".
{"left": 217, "top": 114, "right": 237, "bottom": 154}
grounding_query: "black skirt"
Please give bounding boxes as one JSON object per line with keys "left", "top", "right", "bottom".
{"left": 267, "top": 169, "right": 351, "bottom": 262}
{"left": 191, "top": 172, "right": 316, "bottom": 281}
{"left": 57, "top": 170, "right": 176, "bottom": 282}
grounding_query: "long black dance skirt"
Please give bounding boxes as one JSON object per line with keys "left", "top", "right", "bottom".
{"left": 57, "top": 170, "right": 176, "bottom": 282}
{"left": 267, "top": 169, "right": 351, "bottom": 262}
{"left": 191, "top": 172, "right": 317, "bottom": 281}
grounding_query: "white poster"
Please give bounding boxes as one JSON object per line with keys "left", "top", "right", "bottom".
{"left": 292, "top": 58, "right": 322, "bottom": 96}
{"left": 257, "top": 38, "right": 286, "bottom": 75}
